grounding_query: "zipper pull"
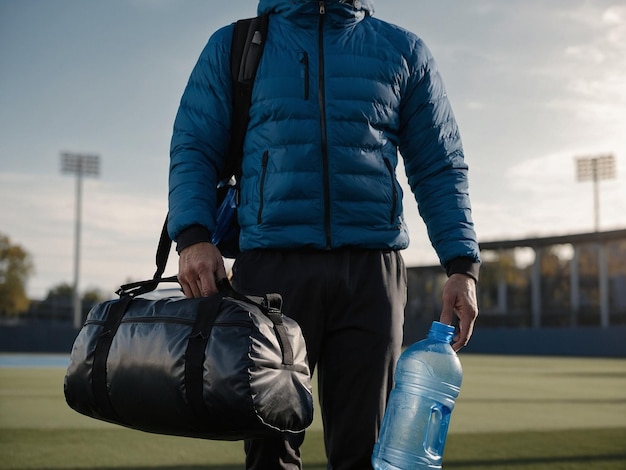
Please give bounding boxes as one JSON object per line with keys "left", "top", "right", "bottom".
{"left": 319, "top": 1, "right": 326, "bottom": 14}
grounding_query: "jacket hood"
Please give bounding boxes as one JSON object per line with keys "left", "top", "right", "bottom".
{"left": 258, "top": 0, "right": 374, "bottom": 18}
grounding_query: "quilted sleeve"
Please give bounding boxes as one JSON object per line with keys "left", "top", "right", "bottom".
{"left": 168, "top": 25, "right": 234, "bottom": 242}
{"left": 398, "top": 37, "right": 480, "bottom": 267}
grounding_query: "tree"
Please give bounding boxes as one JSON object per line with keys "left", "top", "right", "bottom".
{"left": 82, "top": 287, "right": 105, "bottom": 305}
{"left": 0, "top": 233, "right": 34, "bottom": 316}
{"left": 46, "top": 283, "right": 104, "bottom": 304}
{"left": 45, "top": 282, "right": 73, "bottom": 300}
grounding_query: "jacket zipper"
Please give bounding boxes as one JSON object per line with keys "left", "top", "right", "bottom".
{"left": 383, "top": 158, "right": 399, "bottom": 224}
{"left": 257, "top": 150, "right": 270, "bottom": 224}
{"left": 318, "top": 1, "right": 331, "bottom": 249}
{"left": 300, "top": 52, "right": 310, "bottom": 100}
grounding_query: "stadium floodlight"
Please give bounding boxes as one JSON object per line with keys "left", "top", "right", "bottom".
{"left": 575, "top": 154, "right": 616, "bottom": 232}
{"left": 61, "top": 152, "right": 100, "bottom": 329}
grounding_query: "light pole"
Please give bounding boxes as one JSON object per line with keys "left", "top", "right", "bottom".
{"left": 61, "top": 152, "right": 100, "bottom": 329}
{"left": 575, "top": 154, "right": 616, "bottom": 232}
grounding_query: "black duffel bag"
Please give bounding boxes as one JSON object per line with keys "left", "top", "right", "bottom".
{"left": 64, "top": 221, "right": 314, "bottom": 440}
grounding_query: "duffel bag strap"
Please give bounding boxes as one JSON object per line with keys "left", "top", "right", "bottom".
{"left": 91, "top": 286, "right": 226, "bottom": 424}
{"left": 218, "top": 280, "right": 294, "bottom": 366}
{"left": 184, "top": 293, "right": 225, "bottom": 421}
{"left": 92, "top": 217, "right": 174, "bottom": 416}
{"left": 114, "top": 218, "right": 295, "bottom": 367}
{"left": 91, "top": 295, "right": 133, "bottom": 421}
{"left": 116, "top": 216, "right": 178, "bottom": 297}
{"left": 264, "top": 302, "right": 294, "bottom": 367}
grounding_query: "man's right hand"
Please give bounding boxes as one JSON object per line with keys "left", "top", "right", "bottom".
{"left": 177, "top": 242, "right": 228, "bottom": 298}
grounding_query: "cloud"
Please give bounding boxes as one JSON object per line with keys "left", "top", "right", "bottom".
{"left": 0, "top": 172, "right": 169, "bottom": 298}
{"left": 495, "top": 150, "right": 626, "bottom": 235}
{"left": 3, "top": 0, "right": 626, "bottom": 298}
{"left": 604, "top": 5, "right": 626, "bottom": 46}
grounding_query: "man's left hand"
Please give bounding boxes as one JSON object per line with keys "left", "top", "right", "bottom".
{"left": 439, "top": 273, "right": 478, "bottom": 351}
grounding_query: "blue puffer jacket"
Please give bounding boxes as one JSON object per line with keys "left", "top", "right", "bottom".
{"left": 169, "top": 0, "right": 480, "bottom": 267}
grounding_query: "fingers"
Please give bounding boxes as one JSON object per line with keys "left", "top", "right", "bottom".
{"left": 198, "top": 270, "right": 219, "bottom": 297}
{"left": 452, "top": 308, "right": 476, "bottom": 352}
{"left": 439, "top": 296, "right": 455, "bottom": 327}
{"left": 439, "top": 273, "right": 479, "bottom": 352}
{"left": 178, "top": 242, "right": 226, "bottom": 298}
{"left": 186, "top": 274, "right": 210, "bottom": 298}
{"left": 179, "top": 266, "right": 206, "bottom": 298}
{"left": 214, "top": 261, "right": 228, "bottom": 286}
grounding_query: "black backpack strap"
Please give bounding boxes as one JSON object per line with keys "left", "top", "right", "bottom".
{"left": 122, "top": 15, "right": 270, "bottom": 294}
{"left": 224, "top": 13, "right": 270, "bottom": 182}
{"left": 231, "top": 13, "right": 270, "bottom": 84}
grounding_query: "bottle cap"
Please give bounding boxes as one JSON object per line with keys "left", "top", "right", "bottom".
{"left": 428, "top": 321, "right": 455, "bottom": 343}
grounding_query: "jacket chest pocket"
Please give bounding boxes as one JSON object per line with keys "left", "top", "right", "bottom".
{"left": 299, "top": 52, "right": 309, "bottom": 100}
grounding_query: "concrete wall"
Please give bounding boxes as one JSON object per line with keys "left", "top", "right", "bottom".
{"left": 1, "top": 322, "right": 624, "bottom": 357}
{"left": 0, "top": 322, "right": 78, "bottom": 354}
{"left": 463, "top": 325, "right": 626, "bottom": 357}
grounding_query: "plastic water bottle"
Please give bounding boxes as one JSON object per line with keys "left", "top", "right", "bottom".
{"left": 372, "top": 321, "right": 462, "bottom": 469}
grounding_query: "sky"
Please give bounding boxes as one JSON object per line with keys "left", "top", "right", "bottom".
{"left": 1, "top": 0, "right": 625, "bottom": 299}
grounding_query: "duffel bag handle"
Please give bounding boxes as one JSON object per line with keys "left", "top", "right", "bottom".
{"left": 115, "top": 275, "right": 179, "bottom": 297}
{"left": 114, "top": 217, "right": 294, "bottom": 365}
{"left": 216, "top": 281, "right": 294, "bottom": 366}
{"left": 115, "top": 215, "right": 176, "bottom": 297}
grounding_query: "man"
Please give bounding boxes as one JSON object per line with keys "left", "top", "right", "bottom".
{"left": 169, "top": 1, "right": 480, "bottom": 468}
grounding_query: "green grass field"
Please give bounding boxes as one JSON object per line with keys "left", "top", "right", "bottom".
{"left": 1, "top": 355, "right": 625, "bottom": 469}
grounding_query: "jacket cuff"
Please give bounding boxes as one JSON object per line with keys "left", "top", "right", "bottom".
{"left": 445, "top": 257, "right": 480, "bottom": 283}
{"left": 175, "top": 225, "right": 212, "bottom": 254}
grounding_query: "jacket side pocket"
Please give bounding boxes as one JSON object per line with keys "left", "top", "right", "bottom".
{"left": 383, "top": 158, "right": 399, "bottom": 224}
{"left": 257, "top": 151, "right": 270, "bottom": 224}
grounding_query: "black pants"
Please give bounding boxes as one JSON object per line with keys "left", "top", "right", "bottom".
{"left": 232, "top": 249, "right": 407, "bottom": 470}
